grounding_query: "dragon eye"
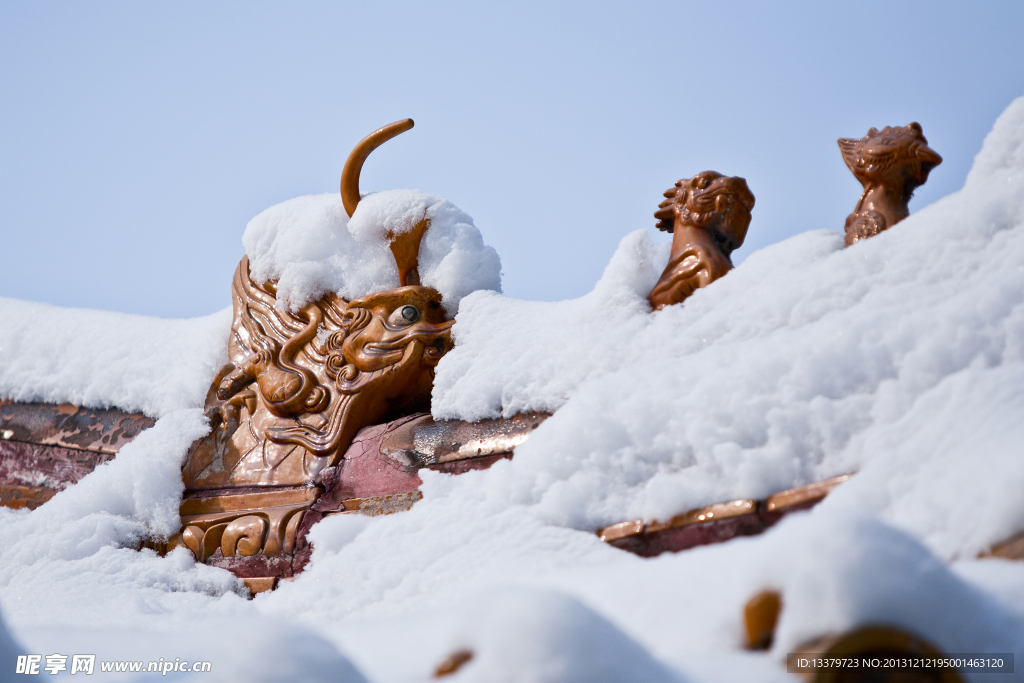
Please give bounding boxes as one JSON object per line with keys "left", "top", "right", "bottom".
{"left": 387, "top": 305, "right": 421, "bottom": 326}
{"left": 387, "top": 305, "right": 420, "bottom": 326}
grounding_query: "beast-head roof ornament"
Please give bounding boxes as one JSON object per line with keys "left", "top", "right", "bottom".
{"left": 648, "top": 171, "right": 755, "bottom": 311}
{"left": 174, "top": 120, "right": 454, "bottom": 565}
{"left": 839, "top": 122, "right": 942, "bottom": 247}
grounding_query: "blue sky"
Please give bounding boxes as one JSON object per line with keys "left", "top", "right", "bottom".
{"left": 2, "top": 1, "right": 1022, "bottom": 318}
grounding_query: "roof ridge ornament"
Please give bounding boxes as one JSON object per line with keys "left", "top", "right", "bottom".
{"left": 647, "top": 171, "right": 755, "bottom": 311}
{"left": 839, "top": 122, "right": 942, "bottom": 246}
{"left": 163, "top": 119, "right": 455, "bottom": 570}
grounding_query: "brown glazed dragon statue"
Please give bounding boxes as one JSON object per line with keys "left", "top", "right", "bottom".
{"left": 648, "top": 171, "right": 755, "bottom": 311}
{"left": 171, "top": 120, "right": 455, "bottom": 570}
{"left": 839, "top": 122, "right": 942, "bottom": 247}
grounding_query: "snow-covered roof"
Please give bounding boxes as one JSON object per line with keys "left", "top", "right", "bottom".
{"left": 1, "top": 96, "right": 1023, "bottom": 682}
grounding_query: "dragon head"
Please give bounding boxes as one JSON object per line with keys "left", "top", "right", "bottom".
{"left": 326, "top": 286, "right": 454, "bottom": 415}
{"left": 654, "top": 171, "right": 755, "bottom": 258}
{"left": 838, "top": 122, "right": 943, "bottom": 193}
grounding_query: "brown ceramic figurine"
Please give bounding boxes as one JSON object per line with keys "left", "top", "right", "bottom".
{"left": 839, "top": 122, "right": 942, "bottom": 247}
{"left": 648, "top": 171, "right": 755, "bottom": 311}
{"left": 172, "top": 120, "right": 455, "bottom": 566}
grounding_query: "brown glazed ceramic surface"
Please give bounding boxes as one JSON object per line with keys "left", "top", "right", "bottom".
{"left": 174, "top": 258, "right": 454, "bottom": 561}
{"left": 0, "top": 401, "right": 154, "bottom": 455}
{"left": 434, "top": 650, "right": 474, "bottom": 678}
{"left": 839, "top": 123, "right": 942, "bottom": 247}
{"left": 184, "top": 258, "right": 454, "bottom": 491}
{"left": 0, "top": 402, "right": 154, "bottom": 509}
{"left": 340, "top": 118, "right": 414, "bottom": 219}
{"left": 173, "top": 411, "right": 550, "bottom": 582}
{"left": 744, "top": 590, "right": 782, "bottom": 650}
{"left": 172, "top": 120, "right": 456, "bottom": 567}
{"left": 648, "top": 171, "right": 755, "bottom": 310}
{"left": 597, "top": 474, "right": 851, "bottom": 557}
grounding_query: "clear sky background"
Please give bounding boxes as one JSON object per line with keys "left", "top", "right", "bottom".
{"left": 1, "top": 1, "right": 1022, "bottom": 318}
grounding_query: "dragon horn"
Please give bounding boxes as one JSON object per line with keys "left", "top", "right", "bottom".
{"left": 340, "top": 118, "right": 415, "bottom": 218}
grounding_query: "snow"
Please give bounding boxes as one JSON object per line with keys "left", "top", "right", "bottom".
{"left": 409, "top": 588, "right": 682, "bottom": 683}
{"left": 261, "top": 503, "right": 1024, "bottom": 681}
{"left": 243, "top": 189, "right": 502, "bottom": 316}
{"left": 0, "top": 97, "right": 1023, "bottom": 681}
{"left": 429, "top": 95, "right": 1024, "bottom": 544}
{"left": 0, "top": 300, "right": 230, "bottom": 418}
